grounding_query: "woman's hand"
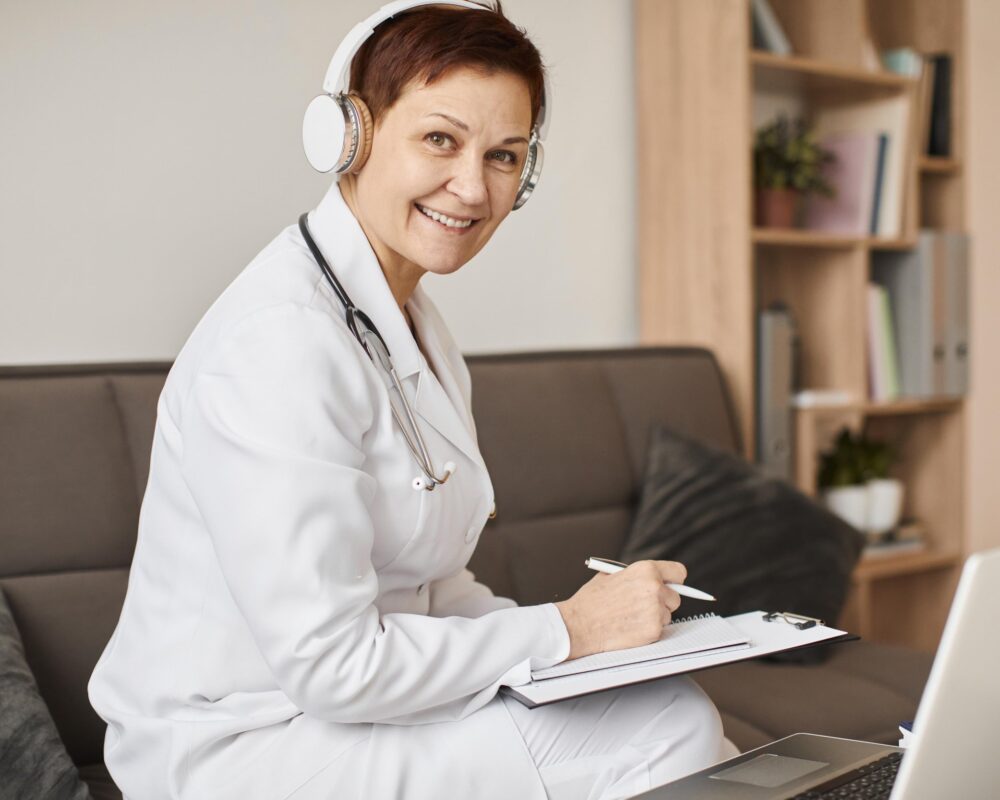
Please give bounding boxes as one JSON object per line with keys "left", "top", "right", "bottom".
{"left": 554, "top": 560, "right": 687, "bottom": 660}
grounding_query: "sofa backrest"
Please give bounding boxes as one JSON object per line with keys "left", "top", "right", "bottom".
{"left": 0, "top": 347, "right": 738, "bottom": 765}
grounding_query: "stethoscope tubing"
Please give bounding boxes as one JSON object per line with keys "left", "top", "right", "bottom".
{"left": 297, "top": 213, "right": 452, "bottom": 491}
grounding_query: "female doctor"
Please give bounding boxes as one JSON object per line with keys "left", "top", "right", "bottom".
{"left": 89, "top": 2, "right": 736, "bottom": 798}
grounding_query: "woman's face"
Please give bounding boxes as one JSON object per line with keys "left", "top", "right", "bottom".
{"left": 346, "top": 66, "right": 533, "bottom": 279}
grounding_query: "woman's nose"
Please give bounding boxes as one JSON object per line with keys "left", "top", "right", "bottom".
{"left": 446, "top": 153, "right": 488, "bottom": 207}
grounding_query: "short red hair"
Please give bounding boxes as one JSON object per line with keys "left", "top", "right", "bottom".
{"left": 349, "top": 2, "right": 546, "bottom": 130}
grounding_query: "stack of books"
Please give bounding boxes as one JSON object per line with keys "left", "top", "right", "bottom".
{"left": 803, "top": 100, "right": 910, "bottom": 239}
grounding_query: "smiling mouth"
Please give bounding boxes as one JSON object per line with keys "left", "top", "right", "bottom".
{"left": 414, "top": 203, "right": 481, "bottom": 230}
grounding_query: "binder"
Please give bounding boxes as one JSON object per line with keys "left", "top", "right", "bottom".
{"left": 943, "top": 232, "right": 970, "bottom": 395}
{"left": 871, "top": 230, "right": 969, "bottom": 398}
{"left": 502, "top": 611, "right": 855, "bottom": 709}
{"left": 756, "top": 305, "right": 795, "bottom": 480}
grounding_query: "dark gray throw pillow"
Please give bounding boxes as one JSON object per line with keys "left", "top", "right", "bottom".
{"left": 0, "top": 588, "right": 91, "bottom": 800}
{"left": 621, "top": 427, "right": 864, "bottom": 660}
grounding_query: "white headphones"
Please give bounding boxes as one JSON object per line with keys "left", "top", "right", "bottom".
{"left": 302, "top": 0, "right": 549, "bottom": 210}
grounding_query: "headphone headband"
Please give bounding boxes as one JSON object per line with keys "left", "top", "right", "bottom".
{"left": 322, "top": 0, "right": 486, "bottom": 98}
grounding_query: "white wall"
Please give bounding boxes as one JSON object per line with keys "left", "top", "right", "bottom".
{"left": 0, "top": 0, "right": 637, "bottom": 364}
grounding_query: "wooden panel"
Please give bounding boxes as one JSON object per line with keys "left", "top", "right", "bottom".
{"left": 756, "top": 246, "right": 868, "bottom": 397}
{"left": 921, "top": 173, "right": 965, "bottom": 230}
{"left": 768, "top": 0, "right": 879, "bottom": 68}
{"left": 867, "top": 567, "right": 961, "bottom": 652}
{"left": 865, "top": 408, "right": 966, "bottom": 555}
{"left": 636, "top": 0, "right": 753, "bottom": 455}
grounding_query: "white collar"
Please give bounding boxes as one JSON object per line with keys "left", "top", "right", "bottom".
{"left": 305, "top": 180, "right": 422, "bottom": 381}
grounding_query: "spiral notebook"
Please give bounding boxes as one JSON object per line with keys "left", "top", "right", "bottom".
{"left": 505, "top": 611, "right": 854, "bottom": 708}
{"left": 531, "top": 613, "right": 749, "bottom": 682}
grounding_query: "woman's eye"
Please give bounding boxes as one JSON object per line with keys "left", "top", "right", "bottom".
{"left": 488, "top": 150, "right": 518, "bottom": 166}
{"left": 425, "top": 132, "right": 455, "bottom": 149}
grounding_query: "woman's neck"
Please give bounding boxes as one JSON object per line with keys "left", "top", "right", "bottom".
{"left": 338, "top": 176, "right": 424, "bottom": 315}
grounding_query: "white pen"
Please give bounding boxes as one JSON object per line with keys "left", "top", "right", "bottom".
{"left": 585, "top": 557, "right": 716, "bottom": 602}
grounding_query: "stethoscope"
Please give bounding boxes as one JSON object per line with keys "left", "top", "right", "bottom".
{"left": 298, "top": 213, "right": 455, "bottom": 492}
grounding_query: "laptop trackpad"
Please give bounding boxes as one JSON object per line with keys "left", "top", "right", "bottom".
{"left": 709, "top": 754, "right": 830, "bottom": 789}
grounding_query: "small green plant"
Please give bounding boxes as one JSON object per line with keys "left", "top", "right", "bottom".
{"left": 754, "top": 115, "right": 836, "bottom": 195}
{"left": 818, "top": 428, "right": 894, "bottom": 489}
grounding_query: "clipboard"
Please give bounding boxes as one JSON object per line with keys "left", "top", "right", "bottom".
{"left": 502, "top": 610, "right": 858, "bottom": 709}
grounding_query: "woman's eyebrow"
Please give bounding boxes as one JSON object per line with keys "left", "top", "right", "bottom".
{"left": 425, "top": 112, "right": 529, "bottom": 146}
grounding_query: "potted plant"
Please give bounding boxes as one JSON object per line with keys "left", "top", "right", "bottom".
{"left": 818, "top": 428, "right": 904, "bottom": 540}
{"left": 753, "top": 115, "right": 836, "bottom": 228}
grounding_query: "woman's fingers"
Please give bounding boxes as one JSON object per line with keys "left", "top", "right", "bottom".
{"left": 658, "top": 584, "right": 681, "bottom": 613}
{"left": 556, "top": 559, "right": 690, "bottom": 659}
{"left": 649, "top": 559, "right": 687, "bottom": 585}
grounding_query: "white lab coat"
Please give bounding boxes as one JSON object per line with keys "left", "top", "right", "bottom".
{"left": 88, "top": 181, "right": 570, "bottom": 799}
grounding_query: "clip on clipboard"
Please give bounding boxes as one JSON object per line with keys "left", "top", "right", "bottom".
{"left": 763, "top": 611, "right": 824, "bottom": 630}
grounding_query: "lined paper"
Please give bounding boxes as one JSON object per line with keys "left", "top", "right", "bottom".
{"left": 532, "top": 613, "right": 749, "bottom": 681}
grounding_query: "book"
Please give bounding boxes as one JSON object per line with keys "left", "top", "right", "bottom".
{"left": 812, "top": 96, "right": 911, "bottom": 238}
{"left": 864, "top": 539, "right": 927, "bottom": 559}
{"left": 803, "top": 132, "right": 881, "bottom": 236}
{"left": 531, "top": 613, "right": 749, "bottom": 682}
{"left": 928, "top": 54, "right": 952, "bottom": 157}
{"left": 504, "top": 611, "right": 854, "bottom": 708}
{"left": 879, "top": 283, "right": 902, "bottom": 398}
{"left": 870, "top": 133, "right": 889, "bottom": 235}
{"left": 751, "top": 0, "right": 791, "bottom": 56}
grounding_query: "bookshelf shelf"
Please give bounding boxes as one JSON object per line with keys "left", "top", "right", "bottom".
{"left": 638, "top": 0, "right": 968, "bottom": 653}
{"left": 853, "top": 548, "right": 961, "bottom": 582}
{"left": 795, "top": 397, "right": 962, "bottom": 418}
{"left": 750, "top": 50, "right": 914, "bottom": 93}
{"left": 752, "top": 228, "right": 864, "bottom": 249}
{"left": 919, "top": 156, "right": 962, "bottom": 174}
{"left": 751, "top": 230, "right": 919, "bottom": 251}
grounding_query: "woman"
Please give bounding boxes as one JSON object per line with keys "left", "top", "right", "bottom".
{"left": 89, "top": 2, "right": 736, "bottom": 798}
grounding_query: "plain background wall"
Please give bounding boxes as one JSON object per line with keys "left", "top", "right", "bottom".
{"left": 2, "top": 1, "right": 996, "bottom": 552}
{"left": 0, "top": 0, "right": 636, "bottom": 363}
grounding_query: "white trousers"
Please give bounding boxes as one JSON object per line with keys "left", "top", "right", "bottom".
{"left": 288, "top": 676, "right": 737, "bottom": 799}
{"left": 503, "top": 676, "right": 739, "bottom": 800}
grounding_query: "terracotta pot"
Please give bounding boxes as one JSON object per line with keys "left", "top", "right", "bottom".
{"left": 755, "top": 187, "right": 800, "bottom": 228}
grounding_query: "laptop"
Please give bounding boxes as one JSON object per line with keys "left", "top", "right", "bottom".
{"left": 631, "top": 547, "right": 1000, "bottom": 799}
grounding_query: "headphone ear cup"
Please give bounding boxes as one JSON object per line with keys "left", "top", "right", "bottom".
{"left": 513, "top": 137, "right": 544, "bottom": 210}
{"left": 303, "top": 94, "right": 349, "bottom": 173}
{"left": 343, "top": 93, "right": 374, "bottom": 174}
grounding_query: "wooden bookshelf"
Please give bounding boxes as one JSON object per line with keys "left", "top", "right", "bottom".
{"left": 751, "top": 50, "right": 916, "bottom": 93}
{"left": 636, "top": 0, "right": 968, "bottom": 653}
{"left": 919, "top": 156, "right": 962, "bottom": 174}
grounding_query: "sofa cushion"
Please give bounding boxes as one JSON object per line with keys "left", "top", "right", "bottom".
{"left": 0, "top": 588, "right": 90, "bottom": 799}
{"left": 1, "top": 570, "right": 130, "bottom": 766}
{"left": 0, "top": 376, "right": 139, "bottom": 577}
{"left": 621, "top": 427, "right": 864, "bottom": 632}
{"left": 693, "top": 641, "right": 934, "bottom": 749}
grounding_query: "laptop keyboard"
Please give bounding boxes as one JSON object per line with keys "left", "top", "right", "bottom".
{"left": 789, "top": 751, "right": 903, "bottom": 799}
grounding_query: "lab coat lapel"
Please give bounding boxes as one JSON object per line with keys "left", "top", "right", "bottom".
{"left": 306, "top": 182, "right": 482, "bottom": 469}
{"left": 306, "top": 181, "right": 421, "bottom": 382}
{"left": 408, "top": 286, "right": 484, "bottom": 469}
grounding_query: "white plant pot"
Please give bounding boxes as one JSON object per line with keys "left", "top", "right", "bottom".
{"left": 866, "top": 478, "right": 904, "bottom": 536}
{"left": 823, "top": 485, "right": 869, "bottom": 532}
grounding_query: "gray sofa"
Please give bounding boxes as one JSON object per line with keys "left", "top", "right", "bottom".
{"left": 0, "top": 348, "right": 933, "bottom": 798}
